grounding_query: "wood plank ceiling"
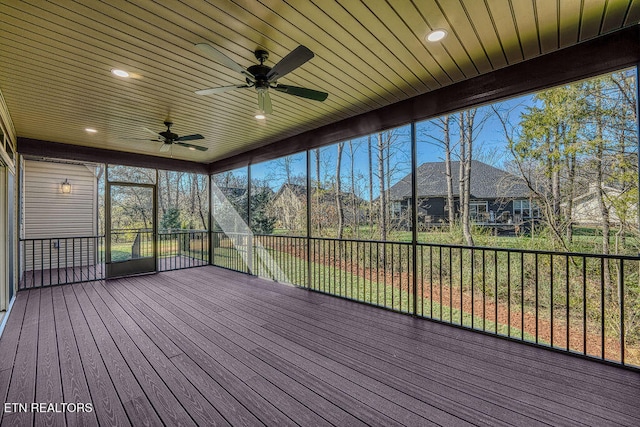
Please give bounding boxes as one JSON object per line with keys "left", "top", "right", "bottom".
{"left": 0, "top": 0, "right": 638, "bottom": 164}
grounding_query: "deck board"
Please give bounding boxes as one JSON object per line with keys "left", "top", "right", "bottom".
{"left": 5, "top": 290, "right": 40, "bottom": 427}
{"left": 0, "top": 265, "right": 639, "bottom": 426}
{"left": 34, "top": 288, "right": 65, "bottom": 427}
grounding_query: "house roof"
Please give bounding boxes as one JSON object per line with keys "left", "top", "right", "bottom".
{"left": 388, "top": 160, "right": 530, "bottom": 201}
{"left": 271, "top": 182, "right": 366, "bottom": 205}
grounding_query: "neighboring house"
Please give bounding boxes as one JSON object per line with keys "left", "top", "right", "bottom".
{"left": 268, "top": 183, "right": 306, "bottom": 231}
{"left": 570, "top": 183, "right": 638, "bottom": 226}
{"left": 268, "top": 183, "right": 366, "bottom": 231}
{"left": 388, "top": 160, "right": 536, "bottom": 228}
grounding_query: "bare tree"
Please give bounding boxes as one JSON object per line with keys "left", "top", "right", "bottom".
{"left": 348, "top": 140, "right": 360, "bottom": 238}
{"left": 368, "top": 135, "right": 374, "bottom": 235}
{"left": 458, "top": 111, "right": 474, "bottom": 246}
{"left": 315, "top": 148, "right": 321, "bottom": 234}
{"left": 421, "top": 115, "right": 456, "bottom": 229}
{"left": 335, "top": 142, "right": 345, "bottom": 239}
{"left": 377, "top": 132, "right": 387, "bottom": 241}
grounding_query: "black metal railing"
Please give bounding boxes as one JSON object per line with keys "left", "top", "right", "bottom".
{"left": 19, "top": 230, "right": 210, "bottom": 288}
{"left": 309, "top": 237, "right": 414, "bottom": 313}
{"left": 254, "top": 234, "right": 307, "bottom": 286}
{"left": 211, "top": 231, "right": 251, "bottom": 274}
{"left": 415, "top": 243, "right": 639, "bottom": 366}
{"left": 19, "top": 235, "right": 105, "bottom": 289}
{"left": 210, "top": 231, "right": 640, "bottom": 368}
{"left": 158, "top": 230, "right": 209, "bottom": 271}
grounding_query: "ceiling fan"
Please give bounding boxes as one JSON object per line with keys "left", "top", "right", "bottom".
{"left": 194, "top": 43, "right": 328, "bottom": 114}
{"left": 142, "top": 121, "right": 207, "bottom": 152}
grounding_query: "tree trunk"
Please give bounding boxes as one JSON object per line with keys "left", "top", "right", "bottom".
{"left": 377, "top": 133, "right": 387, "bottom": 241}
{"left": 565, "top": 147, "right": 576, "bottom": 243}
{"left": 349, "top": 141, "right": 359, "bottom": 238}
{"left": 459, "top": 112, "right": 474, "bottom": 246}
{"left": 442, "top": 115, "right": 455, "bottom": 230}
{"left": 368, "top": 135, "right": 374, "bottom": 236}
{"left": 336, "top": 142, "right": 345, "bottom": 239}
{"left": 315, "top": 148, "right": 321, "bottom": 235}
{"left": 194, "top": 175, "right": 207, "bottom": 230}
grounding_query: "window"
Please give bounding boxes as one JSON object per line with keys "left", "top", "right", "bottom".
{"left": 391, "top": 201, "right": 403, "bottom": 219}
{"left": 469, "top": 201, "right": 488, "bottom": 221}
{"left": 513, "top": 199, "right": 539, "bottom": 219}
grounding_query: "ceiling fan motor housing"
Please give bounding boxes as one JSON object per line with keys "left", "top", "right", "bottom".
{"left": 247, "top": 64, "right": 272, "bottom": 88}
{"left": 160, "top": 121, "right": 179, "bottom": 142}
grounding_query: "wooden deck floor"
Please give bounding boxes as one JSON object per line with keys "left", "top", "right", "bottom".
{"left": 1, "top": 266, "right": 639, "bottom": 426}
{"left": 19, "top": 256, "right": 207, "bottom": 289}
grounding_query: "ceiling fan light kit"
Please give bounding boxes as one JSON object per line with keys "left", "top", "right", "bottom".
{"left": 194, "top": 43, "right": 328, "bottom": 116}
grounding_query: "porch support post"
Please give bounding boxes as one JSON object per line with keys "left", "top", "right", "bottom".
{"left": 636, "top": 63, "right": 640, "bottom": 239}
{"left": 247, "top": 165, "right": 253, "bottom": 275}
{"left": 411, "top": 122, "right": 418, "bottom": 316}
{"left": 208, "top": 175, "right": 213, "bottom": 265}
{"left": 306, "top": 149, "right": 312, "bottom": 289}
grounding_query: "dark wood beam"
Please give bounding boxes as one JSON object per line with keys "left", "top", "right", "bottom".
{"left": 209, "top": 25, "right": 640, "bottom": 174}
{"left": 18, "top": 138, "right": 209, "bottom": 174}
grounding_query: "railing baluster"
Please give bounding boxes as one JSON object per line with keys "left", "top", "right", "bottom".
{"left": 471, "top": 248, "right": 475, "bottom": 329}
{"left": 521, "top": 252, "right": 524, "bottom": 341}
{"left": 494, "top": 250, "right": 498, "bottom": 334}
{"left": 566, "top": 255, "right": 570, "bottom": 351}
{"left": 601, "top": 257, "right": 605, "bottom": 360}
{"left": 551, "top": 254, "right": 554, "bottom": 348}
{"left": 535, "top": 253, "right": 539, "bottom": 343}
{"left": 440, "top": 246, "right": 443, "bottom": 321}
{"left": 620, "top": 258, "right": 625, "bottom": 365}
{"left": 460, "top": 247, "right": 463, "bottom": 325}
{"left": 583, "top": 256, "right": 587, "bottom": 355}
{"left": 507, "top": 251, "right": 511, "bottom": 337}
{"left": 482, "top": 249, "right": 486, "bottom": 331}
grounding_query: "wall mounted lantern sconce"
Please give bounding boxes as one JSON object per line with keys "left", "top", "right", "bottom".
{"left": 61, "top": 179, "right": 71, "bottom": 194}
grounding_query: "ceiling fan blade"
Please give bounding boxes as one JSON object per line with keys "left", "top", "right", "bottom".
{"left": 266, "top": 45, "right": 314, "bottom": 82}
{"left": 160, "top": 143, "right": 171, "bottom": 153}
{"left": 143, "top": 127, "right": 163, "bottom": 139}
{"left": 176, "top": 142, "right": 208, "bottom": 151}
{"left": 195, "top": 43, "right": 255, "bottom": 80}
{"left": 176, "top": 134, "right": 204, "bottom": 141}
{"left": 258, "top": 90, "right": 273, "bottom": 114}
{"left": 273, "top": 84, "right": 328, "bottom": 101}
{"left": 195, "top": 84, "right": 249, "bottom": 96}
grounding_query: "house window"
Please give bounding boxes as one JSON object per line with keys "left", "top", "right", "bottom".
{"left": 391, "top": 201, "right": 403, "bottom": 219}
{"left": 469, "top": 201, "right": 488, "bottom": 221}
{"left": 513, "top": 199, "right": 539, "bottom": 219}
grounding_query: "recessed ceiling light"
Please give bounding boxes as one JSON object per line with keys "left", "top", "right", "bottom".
{"left": 188, "top": 147, "right": 196, "bottom": 151}
{"left": 255, "top": 113, "right": 266, "bottom": 120}
{"left": 85, "top": 128, "right": 97, "bottom": 133}
{"left": 111, "top": 68, "right": 130, "bottom": 78}
{"left": 426, "top": 29, "right": 447, "bottom": 42}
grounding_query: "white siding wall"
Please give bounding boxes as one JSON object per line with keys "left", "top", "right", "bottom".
{"left": 23, "top": 160, "right": 97, "bottom": 269}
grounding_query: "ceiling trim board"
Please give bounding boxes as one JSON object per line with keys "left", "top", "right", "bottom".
{"left": 18, "top": 138, "right": 209, "bottom": 174}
